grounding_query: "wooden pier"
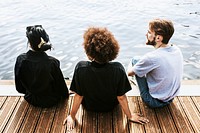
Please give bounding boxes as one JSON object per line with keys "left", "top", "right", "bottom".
{"left": 0, "top": 80, "right": 200, "bottom": 133}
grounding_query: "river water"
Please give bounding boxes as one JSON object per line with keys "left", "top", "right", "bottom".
{"left": 0, "top": 0, "right": 200, "bottom": 80}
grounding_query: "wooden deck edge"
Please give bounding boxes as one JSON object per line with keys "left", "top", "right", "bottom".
{"left": 0, "top": 79, "right": 200, "bottom": 85}
{"left": 0, "top": 80, "right": 200, "bottom": 96}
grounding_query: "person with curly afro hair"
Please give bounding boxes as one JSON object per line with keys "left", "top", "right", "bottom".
{"left": 63, "top": 27, "right": 149, "bottom": 131}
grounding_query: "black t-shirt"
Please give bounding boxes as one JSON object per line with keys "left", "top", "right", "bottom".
{"left": 70, "top": 61, "right": 132, "bottom": 112}
{"left": 14, "top": 50, "right": 69, "bottom": 107}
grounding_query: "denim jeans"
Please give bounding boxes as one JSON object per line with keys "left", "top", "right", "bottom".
{"left": 131, "top": 57, "right": 172, "bottom": 108}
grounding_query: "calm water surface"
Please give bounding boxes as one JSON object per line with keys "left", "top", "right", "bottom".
{"left": 0, "top": 0, "right": 200, "bottom": 80}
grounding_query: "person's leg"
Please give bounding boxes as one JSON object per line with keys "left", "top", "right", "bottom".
{"left": 135, "top": 75, "right": 170, "bottom": 108}
{"left": 130, "top": 57, "right": 171, "bottom": 108}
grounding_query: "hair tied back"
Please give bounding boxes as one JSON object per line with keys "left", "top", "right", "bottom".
{"left": 38, "top": 37, "right": 46, "bottom": 48}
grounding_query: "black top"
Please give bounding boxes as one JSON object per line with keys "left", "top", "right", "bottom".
{"left": 70, "top": 61, "right": 132, "bottom": 112}
{"left": 14, "top": 50, "right": 69, "bottom": 107}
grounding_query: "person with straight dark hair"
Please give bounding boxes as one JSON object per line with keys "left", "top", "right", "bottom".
{"left": 15, "top": 25, "right": 69, "bottom": 108}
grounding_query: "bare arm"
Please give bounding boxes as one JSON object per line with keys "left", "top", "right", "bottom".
{"left": 117, "top": 95, "right": 132, "bottom": 118}
{"left": 127, "top": 66, "right": 136, "bottom": 76}
{"left": 63, "top": 93, "right": 83, "bottom": 131}
{"left": 117, "top": 95, "right": 149, "bottom": 124}
{"left": 69, "top": 93, "right": 83, "bottom": 118}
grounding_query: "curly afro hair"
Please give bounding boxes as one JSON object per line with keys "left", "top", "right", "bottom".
{"left": 83, "top": 27, "right": 120, "bottom": 63}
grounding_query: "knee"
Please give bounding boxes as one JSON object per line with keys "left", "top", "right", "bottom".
{"left": 143, "top": 99, "right": 169, "bottom": 108}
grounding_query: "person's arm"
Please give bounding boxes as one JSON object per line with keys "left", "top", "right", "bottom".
{"left": 52, "top": 60, "right": 69, "bottom": 98}
{"left": 63, "top": 93, "right": 83, "bottom": 131}
{"left": 14, "top": 57, "right": 26, "bottom": 94}
{"left": 117, "top": 95, "right": 149, "bottom": 124}
{"left": 127, "top": 66, "right": 136, "bottom": 76}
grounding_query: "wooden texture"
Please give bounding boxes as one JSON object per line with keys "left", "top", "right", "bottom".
{"left": 0, "top": 96, "right": 200, "bottom": 133}
{"left": 138, "top": 97, "right": 161, "bottom": 133}
{"left": 112, "top": 105, "right": 128, "bottom": 133}
{"left": 178, "top": 97, "right": 200, "bottom": 132}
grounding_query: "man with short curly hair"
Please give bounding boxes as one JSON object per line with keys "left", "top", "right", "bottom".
{"left": 63, "top": 27, "right": 149, "bottom": 131}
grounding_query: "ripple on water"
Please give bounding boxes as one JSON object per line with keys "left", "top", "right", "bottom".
{"left": 0, "top": 0, "right": 200, "bottom": 79}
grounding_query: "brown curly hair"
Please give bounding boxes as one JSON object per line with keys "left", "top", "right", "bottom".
{"left": 83, "top": 27, "right": 120, "bottom": 63}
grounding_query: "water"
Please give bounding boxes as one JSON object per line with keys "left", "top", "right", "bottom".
{"left": 0, "top": 0, "right": 200, "bottom": 80}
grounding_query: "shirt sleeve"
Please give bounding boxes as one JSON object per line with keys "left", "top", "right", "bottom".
{"left": 14, "top": 56, "right": 26, "bottom": 94}
{"left": 70, "top": 63, "right": 83, "bottom": 96}
{"left": 51, "top": 59, "right": 69, "bottom": 98}
{"left": 133, "top": 54, "right": 158, "bottom": 77}
{"left": 116, "top": 64, "right": 132, "bottom": 96}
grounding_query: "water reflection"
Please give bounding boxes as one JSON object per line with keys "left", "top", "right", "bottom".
{"left": 0, "top": 0, "right": 200, "bottom": 80}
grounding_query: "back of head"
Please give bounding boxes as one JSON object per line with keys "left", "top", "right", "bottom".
{"left": 26, "top": 25, "right": 52, "bottom": 51}
{"left": 83, "top": 27, "right": 120, "bottom": 63}
{"left": 149, "top": 18, "right": 174, "bottom": 44}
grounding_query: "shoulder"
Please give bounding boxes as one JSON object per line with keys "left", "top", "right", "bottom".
{"left": 171, "top": 44, "right": 182, "bottom": 52}
{"left": 16, "top": 53, "right": 28, "bottom": 65}
{"left": 109, "top": 62, "right": 125, "bottom": 71}
{"left": 75, "top": 61, "right": 90, "bottom": 68}
{"left": 17, "top": 53, "right": 27, "bottom": 60}
{"left": 137, "top": 51, "right": 159, "bottom": 66}
{"left": 47, "top": 56, "right": 60, "bottom": 66}
{"left": 15, "top": 53, "right": 27, "bottom": 67}
{"left": 140, "top": 52, "right": 154, "bottom": 61}
{"left": 48, "top": 56, "right": 59, "bottom": 62}
{"left": 109, "top": 61, "right": 123, "bottom": 67}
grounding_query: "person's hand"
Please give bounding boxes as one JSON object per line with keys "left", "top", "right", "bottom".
{"left": 63, "top": 115, "right": 75, "bottom": 131}
{"left": 129, "top": 113, "right": 149, "bottom": 124}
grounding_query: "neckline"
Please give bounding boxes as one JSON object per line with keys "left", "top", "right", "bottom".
{"left": 91, "top": 61, "right": 107, "bottom": 68}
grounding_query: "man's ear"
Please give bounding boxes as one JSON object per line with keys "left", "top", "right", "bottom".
{"left": 156, "top": 35, "right": 163, "bottom": 42}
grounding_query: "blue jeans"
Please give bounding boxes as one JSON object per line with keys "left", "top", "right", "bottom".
{"left": 131, "top": 57, "right": 172, "bottom": 108}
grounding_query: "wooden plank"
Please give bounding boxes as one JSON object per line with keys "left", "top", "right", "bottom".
{"left": 0, "top": 96, "right": 20, "bottom": 133}
{"left": 192, "top": 96, "right": 200, "bottom": 112}
{"left": 82, "top": 110, "right": 97, "bottom": 133}
{"left": 181, "top": 80, "right": 200, "bottom": 85}
{"left": 168, "top": 97, "right": 194, "bottom": 132}
{"left": 0, "top": 96, "right": 7, "bottom": 109}
{"left": 18, "top": 104, "right": 42, "bottom": 133}
{"left": 0, "top": 80, "right": 15, "bottom": 85}
{"left": 2, "top": 97, "right": 30, "bottom": 133}
{"left": 98, "top": 111, "right": 113, "bottom": 133}
{"left": 137, "top": 97, "right": 161, "bottom": 133}
{"left": 154, "top": 105, "right": 178, "bottom": 133}
{"left": 34, "top": 106, "right": 56, "bottom": 133}
{"left": 178, "top": 96, "right": 200, "bottom": 132}
{"left": 64, "top": 96, "right": 84, "bottom": 133}
{"left": 127, "top": 97, "right": 145, "bottom": 133}
{"left": 0, "top": 96, "right": 199, "bottom": 133}
{"left": 112, "top": 105, "right": 129, "bottom": 133}
{"left": 50, "top": 97, "right": 73, "bottom": 133}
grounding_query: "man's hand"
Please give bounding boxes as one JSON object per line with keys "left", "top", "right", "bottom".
{"left": 129, "top": 113, "right": 149, "bottom": 124}
{"left": 63, "top": 115, "right": 75, "bottom": 131}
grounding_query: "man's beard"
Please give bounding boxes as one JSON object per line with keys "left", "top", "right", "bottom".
{"left": 146, "top": 37, "right": 156, "bottom": 46}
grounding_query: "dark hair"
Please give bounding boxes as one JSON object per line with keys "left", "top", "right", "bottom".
{"left": 149, "top": 19, "right": 174, "bottom": 44}
{"left": 26, "top": 25, "right": 52, "bottom": 51}
{"left": 83, "top": 27, "right": 120, "bottom": 63}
